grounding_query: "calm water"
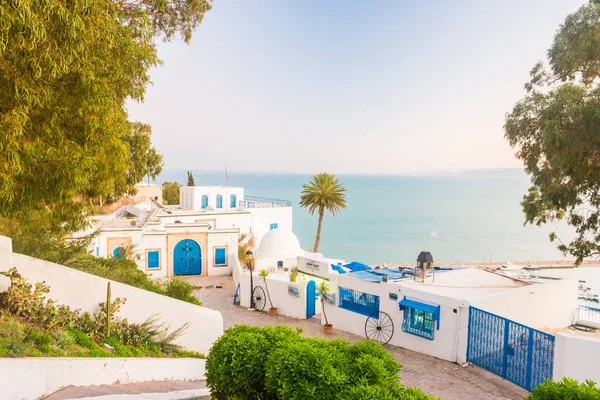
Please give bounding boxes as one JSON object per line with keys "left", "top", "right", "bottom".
{"left": 158, "top": 168, "right": 575, "bottom": 265}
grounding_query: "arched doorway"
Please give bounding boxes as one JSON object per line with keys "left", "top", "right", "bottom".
{"left": 306, "top": 280, "right": 316, "bottom": 319}
{"left": 113, "top": 247, "right": 126, "bottom": 259}
{"left": 174, "top": 239, "right": 201, "bottom": 275}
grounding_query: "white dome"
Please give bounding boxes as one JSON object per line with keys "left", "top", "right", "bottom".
{"left": 256, "top": 228, "right": 302, "bottom": 259}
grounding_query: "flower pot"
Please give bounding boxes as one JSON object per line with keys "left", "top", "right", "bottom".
{"left": 268, "top": 308, "right": 278, "bottom": 316}
{"left": 323, "top": 324, "right": 333, "bottom": 334}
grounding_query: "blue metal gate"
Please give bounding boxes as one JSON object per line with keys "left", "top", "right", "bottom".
{"left": 306, "top": 280, "right": 316, "bottom": 319}
{"left": 467, "top": 307, "right": 554, "bottom": 392}
{"left": 174, "top": 239, "right": 201, "bottom": 275}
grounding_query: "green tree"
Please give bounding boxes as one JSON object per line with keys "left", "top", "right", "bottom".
{"left": 0, "top": 0, "right": 211, "bottom": 233}
{"left": 123, "top": 123, "right": 164, "bottom": 189}
{"left": 505, "top": 0, "right": 600, "bottom": 263}
{"left": 162, "top": 181, "right": 181, "bottom": 205}
{"left": 299, "top": 173, "right": 347, "bottom": 252}
{"left": 187, "top": 171, "right": 196, "bottom": 186}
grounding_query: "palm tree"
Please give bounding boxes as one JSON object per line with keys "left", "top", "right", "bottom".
{"left": 258, "top": 269, "right": 274, "bottom": 310}
{"left": 299, "top": 173, "right": 347, "bottom": 253}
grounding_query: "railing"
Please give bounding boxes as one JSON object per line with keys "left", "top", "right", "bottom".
{"left": 338, "top": 287, "right": 380, "bottom": 317}
{"left": 578, "top": 305, "right": 600, "bottom": 326}
{"left": 240, "top": 196, "right": 292, "bottom": 208}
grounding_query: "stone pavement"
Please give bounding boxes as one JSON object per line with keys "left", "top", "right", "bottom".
{"left": 189, "top": 275, "right": 530, "bottom": 400}
{"left": 42, "top": 381, "right": 209, "bottom": 400}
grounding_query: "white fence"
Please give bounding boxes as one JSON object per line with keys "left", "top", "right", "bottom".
{"left": 578, "top": 305, "right": 600, "bottom": 327}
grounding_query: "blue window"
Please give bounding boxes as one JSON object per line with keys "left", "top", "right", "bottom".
{"left": 230, "top": 194, "right": 237, "bottom": 208}
{"left": 214, "top": 247, "right": 227, "bottom": 266}
{"left": 216, "top": 195, "right": 223, "bottom": 209}
{"left": 399, "top": 297, "right": 440, "bottom": 340}
{"left": 96, "top": 247, "right": 99, "bottom": 257}
{"left": 147, "top": 250, "right": 160, "bottom": 269}
{"left": 338, "top": 287, "right": 380, "bottom": 317}
{"left": 269, "top": 223, "right": 278, "bottom": 230}
{"left": 201, "top": 195, "right": 208, "bottom": 209}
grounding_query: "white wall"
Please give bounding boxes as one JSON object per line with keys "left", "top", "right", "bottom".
{"left": 471, "top": 279, "right": 579, "bottom": 331}
{"left": 0, "top": 236, "right": 223, "bottom": 354}
{"left": 0, "top": 357, "right": 205, "bottom": 400}
{"left": 326, "top": 274, "right": 468, "bottom": 363}
{"left": 553, "top": 333, "right": 600, "bottom": 383}
{"left": 239, "top": 271, "right": 310, "bottom": 319}
{"left": 180, "top": 186, "right": 244, "bottom": 211}
{"left": 250, "top": 207, "right": 293, "bottom": 248}
{"left": 206, "top": 232, "right": 237, "bottom": 276}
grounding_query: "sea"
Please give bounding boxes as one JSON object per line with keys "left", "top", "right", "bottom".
{"left": 157, "top": 168, "right": 575, "bottom": 265}
{"left": 157, "top": 167, "right": 600, "bottom": 302}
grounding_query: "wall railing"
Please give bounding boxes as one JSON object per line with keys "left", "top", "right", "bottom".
{"left": 578, "top": 305, "right": 600, "bottom": 326}
{"left": 338, "top": 287, "right": 380, "bottom": 317}
{"left": 240, "top": 196, "right": 292, "bottom": 208}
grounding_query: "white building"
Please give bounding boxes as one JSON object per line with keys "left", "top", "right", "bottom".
{"left": 84, "top": 186, "right": 292, "bottom": 278}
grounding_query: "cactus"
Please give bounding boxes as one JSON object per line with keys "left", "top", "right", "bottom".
{"left": 106, "top": 282, "right": 111, "bottom": 338}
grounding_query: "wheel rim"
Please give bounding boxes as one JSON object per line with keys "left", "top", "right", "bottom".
{"left": 365, "top": 311, "right": 394, "bottom": 344}
{"left": 253, "top": 286, "right": 266, "bottom": 311}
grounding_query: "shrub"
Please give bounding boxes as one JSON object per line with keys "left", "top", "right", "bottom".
{"left": 0, "top": 317, "right": 33, "bottom": 356}
{"left": 68, "top": 329, "right": 94, "bottom": 349}
{"left": 206, "top": 325, "right": 436, "bottom": 400}
{"left": 26, "top": 331, "right": 53, "bottom": 353}
{"left": 528, "top": 377, "right": 600, "bottom": 399}
{"left": 206, "top": 325, "right": 302, "bottom": 399}
{"left": 52, "top": 329, "right": 75, "bottom": 350}
{"left": 161, "top": 278, "right": 201, "bottom": 306}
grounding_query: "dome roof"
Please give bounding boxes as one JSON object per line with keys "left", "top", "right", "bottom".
{"left": 256, "top": 228, "right": 302, "bottom": 259}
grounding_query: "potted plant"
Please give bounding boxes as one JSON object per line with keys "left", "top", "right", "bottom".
{"left": 317, "top": 280, "right": 333, "bottom": 334}
{"left": 259, "top": 269, "right": 277, "bottom": 316}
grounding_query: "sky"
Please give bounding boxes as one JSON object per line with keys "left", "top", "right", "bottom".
{"left": 127, "top": 0, "right": 586, "bottom": 175}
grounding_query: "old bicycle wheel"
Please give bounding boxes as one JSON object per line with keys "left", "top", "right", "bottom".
{"left": 252, "top": 286, "right": 266, "bottom": 311}
{"left": 365, "top": 311, "right": 394, "bottom": 345}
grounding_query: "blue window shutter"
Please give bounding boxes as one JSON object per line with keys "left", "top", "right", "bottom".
{"left": 96, "top": 247, "right": 99, "bottom": 256}
{"left": 202, "top": 195, "right": 208, "bottom": 209}
{"left": 216, "top": 195, "right": 223, "bottom": 208}
{"left": 215, "top": 248, "right": 226, "bottom": 265}
{"left": 230, "top": 195, "right": 236, "bottom": 208}
{"left": 147, "top": 250, "right": 160, "bottom": 269}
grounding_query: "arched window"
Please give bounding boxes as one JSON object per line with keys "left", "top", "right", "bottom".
{"left": 216, "top": 195, "right": 223, "bottom": 209}
{"left": 230, "top": 194, "right": 237, "bottom": 208}
{"left": 201, "top": 195, "right": 208, "bottom": 209}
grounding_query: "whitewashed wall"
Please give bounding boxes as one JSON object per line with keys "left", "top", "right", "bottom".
{"left": 250, "top": 207, "right": 293, "bottom": 248}
{"left": 0, "top": 357, "right": 205, "bottom": 400}
{"left": 180, "top": 186, "right": 244, "bottom": 211}
{"left": 326, "top": 274, "right": 469, "bottom": 363}
{"left": 0, "top": 236, "right": 223, "bottom": 354}
{"left": 239, "top": 271, "right": 310, "bottom": 319}
{"left": 553, "top": 333, "right": 600, "bottom": 383}
{"left": 206, "top": 232, "right": 237, "bottom": 276}
{"left": 471, "top": 279, "right": 579, "bottom": 331}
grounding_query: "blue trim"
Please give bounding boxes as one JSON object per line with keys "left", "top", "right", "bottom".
{"left": 95, "top": 247, "right": 99, "bottom": 257}
{"left": 399, "top": 297, "right": 440, "bottom": 340}
{"left": 230, "top": 194, "right": 237, "bottom": 208}
{"left": 216, "top": 195, "right": 223, "bottom": 209}
{"left": 338, "top": 287, "right": 380, "bottom": 317}
{"left": 269, "top": 223, "right": 278, "bottom": 230}
{"left": 201, "top": 195, "right": 208, "bottom": 209}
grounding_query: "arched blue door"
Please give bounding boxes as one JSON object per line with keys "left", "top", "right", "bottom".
{"left": 306, "top": 280, "right": 316, "bottom": 319}
{"left": 113, "top": 247, "right": 126, "bottom": 259}
{"left": 174, "top": 239, "right": 201, "bottom": 275}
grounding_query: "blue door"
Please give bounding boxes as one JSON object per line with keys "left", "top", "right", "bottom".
{"left": 306, "top": 280, "right": 316, "bottom": 319}
{"left": 113, "top": 247, "right": 126, "bottom": 259}
{"left": 174, "top": 239, "right": 201, "bottom": 275}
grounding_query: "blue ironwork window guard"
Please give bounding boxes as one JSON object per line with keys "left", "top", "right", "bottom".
{"left": 399, "top": 297, "right": 440, "bottom": 340}
{"left": 338, "top": 287, "right": 380, "bottom": 317}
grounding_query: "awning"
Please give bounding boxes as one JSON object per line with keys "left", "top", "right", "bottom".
{"left": 398, "top": 297, "right": 441, "bottom": 330}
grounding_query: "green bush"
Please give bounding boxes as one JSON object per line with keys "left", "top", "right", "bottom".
{"left": 26, "top": 331, "right": 53, "bottom": 353}
{"left": 528, "top": 377, "right": 600, "bottom": 399}
{"left": 206, "top": 325, "right": 302, "bottom": 399}
{"left": 52, "top": 329, "right": 75, "bottom": 350}
{"left": 0, "top": 317, "right": 34, "bottom": 356}
{"left": 161, "top": 278, "right": 201, "bottom": 306}
{"left": 68, "top": 329, "right": 94, "bottom": 349}
{"left": 206, "top": 325, "right": 436, "bottom": 400}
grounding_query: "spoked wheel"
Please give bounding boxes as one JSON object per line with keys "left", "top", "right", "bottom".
{"left": 365, "top": 311, "right": 394, "bottom": 345}
{"left": 252, "top": 286, "right": 266, "bottom": 311}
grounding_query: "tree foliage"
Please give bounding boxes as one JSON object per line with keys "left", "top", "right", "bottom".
{"left": 162, "top": 181, "right": 181, "bottom": 205}
{"left": 187, "top": 171, "right": 196, "bottom": 186}
{"left": 0, "top": 0, "right": 211, "bottom": 232}
{"left": 299, "top": 173, "right": 347, "bottom": 252}
{"left": 505, "top": 1, "right": 600, "bottom": 263}
{"left": 123, "top": 122, "right": 164, "bottom": 189}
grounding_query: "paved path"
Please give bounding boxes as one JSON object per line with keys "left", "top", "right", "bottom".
{"left": 42, "top": 381, "right": 208, "bottom": 400}
{"left": 189, "top": 275, "right": 529, "bottom": 400}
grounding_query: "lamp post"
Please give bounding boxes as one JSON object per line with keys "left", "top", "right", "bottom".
{"left": 246, "top": 249, "right": 255, "bottom": 309}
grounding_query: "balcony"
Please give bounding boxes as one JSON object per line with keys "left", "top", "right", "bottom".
{"left": 240, "top": 196, "right": 292, "bottom": 208}
{"left": 578, "top": 304, "right": 600, "bottom": 327}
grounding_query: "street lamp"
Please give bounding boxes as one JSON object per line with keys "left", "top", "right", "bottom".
{"left": 246, "top": 249, "right": 255, "bottom": 309}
